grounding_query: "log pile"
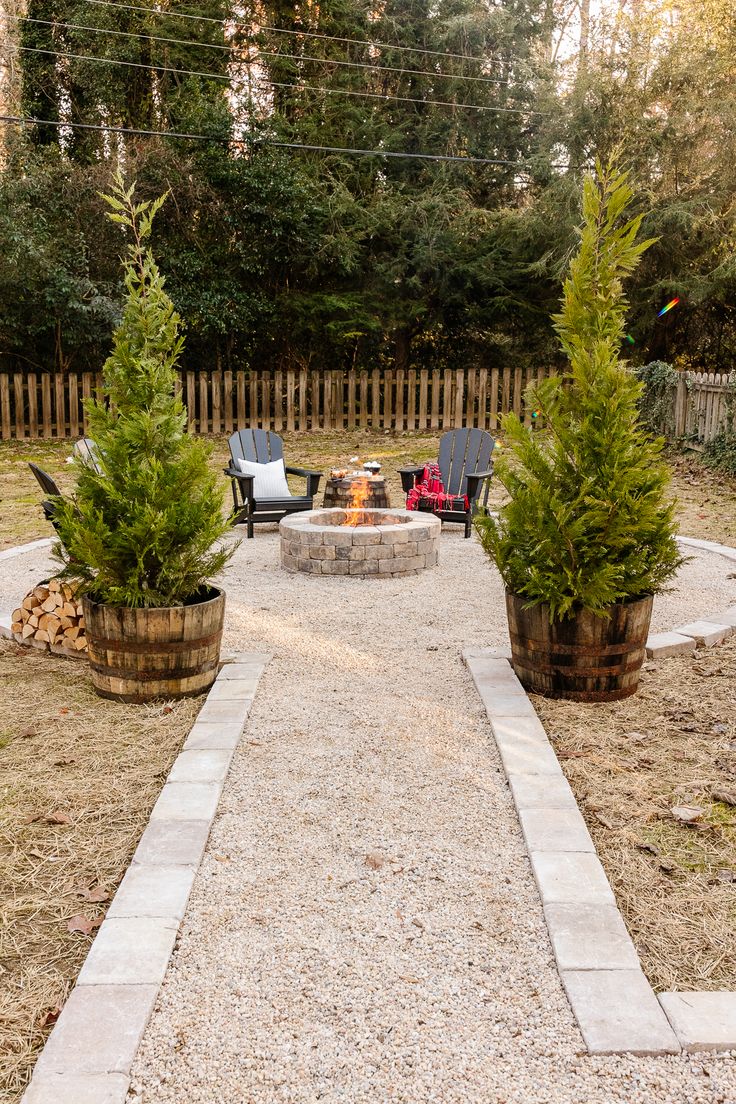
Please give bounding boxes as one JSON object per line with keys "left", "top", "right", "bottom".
{"left": 11, "top": 579, "right": 88, "bottom": 657}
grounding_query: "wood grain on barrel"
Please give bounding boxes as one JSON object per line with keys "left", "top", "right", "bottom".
{"left": 83, "top": 589, "right": 225, "bottom": 703}
{"left": 505, "top": 592, "right": 653, "bottom": 702}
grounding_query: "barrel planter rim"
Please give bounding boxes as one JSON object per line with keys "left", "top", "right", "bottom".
{"left": 82, "top": 586, "right": 226, "bottom": 704}
{"left": 505, "top": 589, "right": 654, "bottom": 702}
{"left": 82, "top": 583, "right": 224, "bottom": 615}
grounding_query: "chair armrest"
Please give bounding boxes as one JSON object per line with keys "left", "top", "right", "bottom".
{"left": 224, "top": 467, "right": 254, "bottom": 495}
{"left": 285, "top": 466, "right": 321, "bottom": 478}
{"left": 466, "top": 468, "right": 494, "bottom": 501}
{"left": 398, "top": 466, "right": 424, "bottom": 494}
{"left": 285, "top": 467, "right": 322, "bottom": 498}
{"left": 224, "top": 466, "right": 253, "bottom": 481}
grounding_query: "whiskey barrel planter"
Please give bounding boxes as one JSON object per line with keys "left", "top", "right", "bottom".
{"left": 322, "top": 476, "right": 391, "bottom": 510}
{"left": 506, "top": 591, "right": 653, "bottom": 702}
{"left": 82, "top": 587, "right": 225, "bottom": 703}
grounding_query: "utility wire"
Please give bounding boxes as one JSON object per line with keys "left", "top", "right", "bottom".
{"left": 78, "top": 0, "right": 516, "bottom": 68}
{"left": 13, "top": 45, "right": 540, "bottom": 115}
{"left": 11, "top": 15, "right": 510, "bottom": 86}
{"left": 0, "top": 114, "right": 556, "bottom": 170}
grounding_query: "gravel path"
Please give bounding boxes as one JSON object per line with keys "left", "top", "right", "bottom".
{"left": 3, "top": 532, "right": 736, "bottom": 1103}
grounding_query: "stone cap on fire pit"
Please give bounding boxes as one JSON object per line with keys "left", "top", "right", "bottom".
{"left": 280, "top": 508, "right": 440, "bottom": 577}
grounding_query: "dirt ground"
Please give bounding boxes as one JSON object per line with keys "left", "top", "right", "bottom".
{"left": 0, "top": 640, "right": 201, "bottom": 1100}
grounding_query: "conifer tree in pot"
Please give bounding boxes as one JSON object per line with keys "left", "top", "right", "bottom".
{"left": 475, "top": 159, "right": 682, "bottom": 701}
{"left": 53, "top": 175, "right": 233, "bottom": 703}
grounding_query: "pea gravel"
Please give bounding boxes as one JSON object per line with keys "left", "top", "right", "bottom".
{"left": 3, "top": 533, "right": 736, "bottom": 1103}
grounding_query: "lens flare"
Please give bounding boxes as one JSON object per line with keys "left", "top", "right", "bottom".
{"left": 657, "top": 297, "right": 680, "bottom": 318}
{"left": 625, "top": 334, "right": 635, "bottom": 345}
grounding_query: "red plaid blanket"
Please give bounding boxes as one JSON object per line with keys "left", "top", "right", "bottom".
{"left": 406, "top": 463, "right": 469, "bottom": 513}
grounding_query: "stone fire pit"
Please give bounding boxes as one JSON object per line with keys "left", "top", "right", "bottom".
{"left": 280, "top": 509, "right": 441, "bottom": 577}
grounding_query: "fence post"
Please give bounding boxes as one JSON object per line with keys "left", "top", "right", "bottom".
{"left": 673, "top": 373, "right": 689, "bottom": 438}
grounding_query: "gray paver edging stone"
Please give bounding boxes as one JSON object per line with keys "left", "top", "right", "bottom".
{"left": 20, "top": 650, "right": 271, "bottom": 1104}
{"left": 465, "top": 542, "right": 736, "bottom": 1056}
{"left": 464, "top": 650, "right": 681, "bottom": 1055}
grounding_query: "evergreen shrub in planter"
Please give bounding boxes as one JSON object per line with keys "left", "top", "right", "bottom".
{"left": 54, "top": 175, "right": 233, "bottom": 702}
{"left": 475, "top": 160, "right": 682, "bottom": 701}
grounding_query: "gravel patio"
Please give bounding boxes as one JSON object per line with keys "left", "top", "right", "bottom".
{"left": 5, "top": 529, "right": 736, "bottom": 1103}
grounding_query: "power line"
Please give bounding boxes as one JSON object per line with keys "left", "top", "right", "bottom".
{"left": 79, "top": 0, "right": 515, "bottom": 68}
{"left": 13, "top": 45, "right": 540, "bottom": 115}
{"left": 11, "top": 14, "right": 509, "bottom": 86}
{"left": 0, "top": 114, "right": 555, "bottom": 170}
{"left": 13, "top": 14, "right": 234, "bottom": 54}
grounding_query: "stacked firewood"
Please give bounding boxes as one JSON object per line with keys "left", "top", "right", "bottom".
{"left": 11, "top": 579, "right": 88, "bottom": 655}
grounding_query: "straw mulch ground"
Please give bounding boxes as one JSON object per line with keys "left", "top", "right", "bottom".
{"left": 533, "top": 634, "right": 736, "bottom": 992}
{"left": 0, "top": 639, "right": 201, "bottom": 1101}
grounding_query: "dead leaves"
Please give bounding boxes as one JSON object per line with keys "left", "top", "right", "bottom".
{"left": 67, "top": 914, "right": 103, "bottom": 936}
{"left": 670, "top": 805, "right": 705, "bottom": 825}
{"left": 38, "top": 1005, "right": 62, "bottom": 1029}
{"left": 23, "top": 810, "right": 72, "bottom": 826}
{"left": 76, "top": 884, "right": 109, "bottom": 903}
{"left": 711, "top": 788, "right": 736, "bottom": 807}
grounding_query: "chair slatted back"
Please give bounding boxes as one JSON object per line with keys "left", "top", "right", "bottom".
{"left": 438, "top": 428, "right": 495, "bottom": 496}
{"left": 28, "top": 462, "right": 62, "bottom": 498}
{"left": 73, "top": 437, "right": 102, "bottom": 474}
{"left": 228, "top": 429, "right": 285, "bottom": 467}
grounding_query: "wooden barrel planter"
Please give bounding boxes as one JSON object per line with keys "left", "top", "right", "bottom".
{"left": 82, "top": 587, "right": 225, "bottom": 703}
{"left": 506, "top": 591, "right": 653, "bottom": 702}
{"left": 323, "top": 476, "right": 391, "bottom": 510}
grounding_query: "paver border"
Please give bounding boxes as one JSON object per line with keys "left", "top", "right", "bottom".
{"left": 20, "top": 650, "right": 271, "bottom": 1104}
{"left": 464, "top": 537, "right": 736, "bottom": 1055}
{"left": 0, "top": 536, "right": 53, "bottom": 562}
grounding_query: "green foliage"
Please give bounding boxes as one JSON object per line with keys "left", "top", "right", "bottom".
{"left": 703, "top": 431, "right": 736, "bottom": 477}
{"left": 52, "top": 175, "right": 233, "bottom": 608}
{"left": 634, "top": 360, "right": 681, "bottom": 439}
{"left": 703, "top": 372, "right": 736, "bottom": 476}
{"left": 4, "top": 0, "right": 735, "bottom": 376}
{"left": 475, "top": 159, "right": 682, "bottom": 621}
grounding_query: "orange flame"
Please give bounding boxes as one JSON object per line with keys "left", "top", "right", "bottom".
{"left": 343, "top": 475, "right": 370, "bottom": 526}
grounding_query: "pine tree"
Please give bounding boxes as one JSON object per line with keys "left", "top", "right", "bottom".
{"left": 53, "top": 173, "right": 233, "bottom": 608}
{"left": 475, "top": 157, "right": 682, "bottom": 621}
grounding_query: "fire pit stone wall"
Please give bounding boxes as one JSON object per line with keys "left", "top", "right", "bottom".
{"left": 280, "top": 509, "right": 441, "bottom": 577}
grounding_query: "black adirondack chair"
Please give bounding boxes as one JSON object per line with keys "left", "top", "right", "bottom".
{"left": 28, "top": 438, "right": 100, "bottom": 534}
{"left": 399, "top": 428, "right": 495, "bottom": 538}
{"left": 225, "top": 429, "right": 322, "bottom": 538}
{"left": 28, "top": 462, "right": 64, "bottom": 530}
{"left": 72, "top": 436, "right": 102, "bottom": 473}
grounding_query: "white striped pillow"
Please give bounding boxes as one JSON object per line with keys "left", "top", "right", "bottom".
{"left": 235, "top": 457, "right": 291, "bottom": 499}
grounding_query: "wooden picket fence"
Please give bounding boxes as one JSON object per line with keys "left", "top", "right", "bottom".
{"left": 0, "top": 365, "right": 556, "bottom": 440}
{"left": 1, "top": 365, "right": 733, "bottom": 442}
{"left": 674, "top": 371, "right": 736, "bottom": 448}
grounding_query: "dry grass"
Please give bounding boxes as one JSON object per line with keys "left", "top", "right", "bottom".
{"left": 0, "top": 639, "right": 201, "bottom": 1101}
{"left": 2, "top": 434, "right": 734, "bottom": 548}
{"left": 533, "top": 635, "right": 736, "bottom": 992}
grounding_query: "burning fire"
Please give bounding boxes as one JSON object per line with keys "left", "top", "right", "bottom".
{"left": 343, "top": 475, "right": 370, "bottom": 526}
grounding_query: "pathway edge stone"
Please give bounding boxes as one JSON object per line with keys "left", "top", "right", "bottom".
{"left": 20, "top": 650, "right": 270, "bottom": 1104}
{"left": 466, "top": 632, "right": 736, "bottom": 1054}
{"left": 463, "top": 650, "right": 681, "bottom": 1055}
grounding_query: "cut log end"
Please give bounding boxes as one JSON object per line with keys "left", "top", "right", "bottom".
{"left": 12, "top": 578, "right": 88, "bottom": 659}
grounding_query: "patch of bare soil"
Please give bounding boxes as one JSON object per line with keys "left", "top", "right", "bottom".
{"left": 668, "top": 450, "right": 736, "bottom": 546}
{"left": 0, "top": 639, "right": 201, "bottom": 1102}
{"left": 532, "top": 635, "right": 736, "bottom": 992}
